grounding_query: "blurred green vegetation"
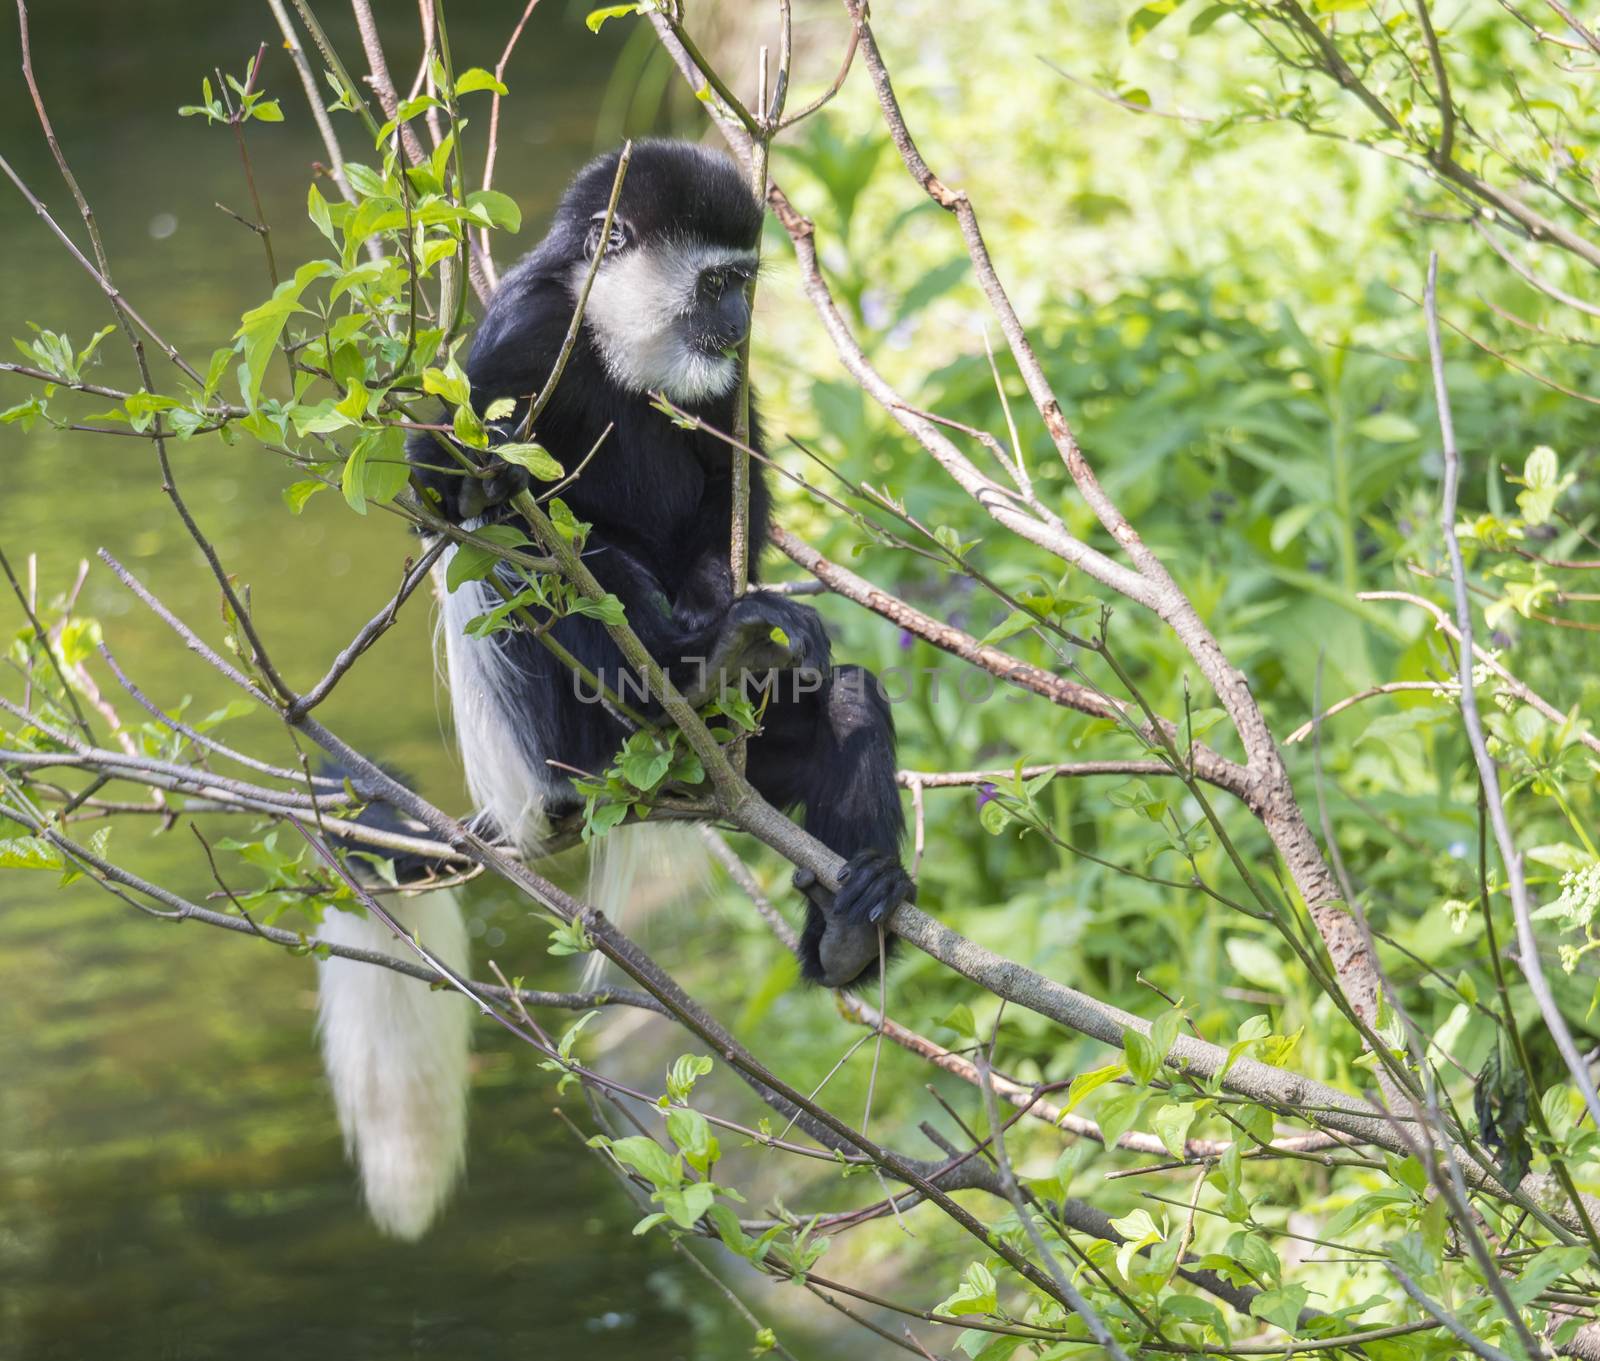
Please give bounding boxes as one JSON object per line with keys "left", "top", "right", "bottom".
{"left": 3, "top": 0, "right": 1600, "bottom": 1357}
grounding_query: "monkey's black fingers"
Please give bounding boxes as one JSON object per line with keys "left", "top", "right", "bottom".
{"left": 725, "top": 596, "right": 831, "bottom": 673}
{"left": 688, "top": 610, "right": 803, "bottom": 703}
{"left": 482, "top": 460, "right": 532, "bottom": 508}
{"left": 832, "top": 849, "right": 915, "bottom": 927}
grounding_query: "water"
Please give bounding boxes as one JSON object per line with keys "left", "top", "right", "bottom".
{"left": 0, "top": 4, "right": 799, "bottom": 1356}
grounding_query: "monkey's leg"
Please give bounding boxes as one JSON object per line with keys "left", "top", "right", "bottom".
{"left": 746, "top": 664, "right": 913, "bottom": 988}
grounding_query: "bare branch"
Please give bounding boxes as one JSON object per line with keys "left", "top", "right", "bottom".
{"left": 266, "top": 0, "right": 357, "bottom": 202}
{"left": 477, "top": 0, "right": 542, "bottom": 289}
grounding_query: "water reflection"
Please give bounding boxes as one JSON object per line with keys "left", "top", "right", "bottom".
{"left": 0, "top": 4, "right": 781, "bottom": 1356}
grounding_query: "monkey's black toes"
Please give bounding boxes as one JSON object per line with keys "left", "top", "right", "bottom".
{"left": 833, "top": 849, "right": 915, "bottom": 926}
{"left": 791, "top": 853, "right": 913, "bottom": 988}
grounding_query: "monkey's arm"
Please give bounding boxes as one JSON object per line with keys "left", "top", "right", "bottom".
{"left": 577, "top": 532, "right": 831, "bottom": 702}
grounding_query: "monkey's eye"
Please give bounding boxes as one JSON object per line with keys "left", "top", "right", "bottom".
{"left": 584, "top": 213, "right": 632, "bottom": 260}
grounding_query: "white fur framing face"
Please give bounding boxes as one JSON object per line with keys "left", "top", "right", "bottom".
{"left": 572, "top": 239, "right": 757, "bottom": 403}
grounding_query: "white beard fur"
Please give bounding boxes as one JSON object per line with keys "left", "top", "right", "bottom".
{"left": 574, "top": 241, "right": 755, "bottom": 403}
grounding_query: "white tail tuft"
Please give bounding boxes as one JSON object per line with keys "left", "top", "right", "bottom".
{"left": 316, "top": 888, "right": 472, "bottom": 1241}
{"left": 581, "top": 823, "right": 708, "bottom": 988}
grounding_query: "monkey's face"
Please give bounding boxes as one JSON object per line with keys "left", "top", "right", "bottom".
{"left": 573, "top": 224, "right": 757, "bottom": 405}
{"left": 555, "top": 141, "right": 763, "bottom": 406}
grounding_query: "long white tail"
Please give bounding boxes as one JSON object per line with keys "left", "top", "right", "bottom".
{"left": 315, "top": 888, "right": 472, "bottom": 1240}
{"left": 581, "top": 823, "right": 708, "bottom": 988}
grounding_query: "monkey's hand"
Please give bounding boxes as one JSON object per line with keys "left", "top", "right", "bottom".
{"left": 684, "top": 595, "right": 832, "bottom": 705}
{"left": 454, "top": 458, "right": 532, "bottom": 523}
{"left": 793, "top": 852, "right": 915, "bottom": 988}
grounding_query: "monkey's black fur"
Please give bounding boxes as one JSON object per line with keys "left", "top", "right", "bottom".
{"left": 409, "top": 141, "right": 912, "bottom": 987}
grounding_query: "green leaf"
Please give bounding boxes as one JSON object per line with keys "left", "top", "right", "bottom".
{"left": 1249, "top": 1284, "right": 1308, "bottom": 1334}
{"left": 340, "top": 427, "right": 410, "bottom": 514}
{"left": 604, "top": 1135, "right": 679, "bottom": 1190}
{"left": 1269, "top": 502, "right": 1320, "bottom": 554}
{"left": 1525, "top": 444, "right": 1560, "bottom": 489}
{"left": 445, "top": 523, "right": 532, "bottom": 591}
{"left": 1128, "top": 0, "right": 1177, "bottom": 43}
{"left": 453, "top": 402, "right": 487, "bottom": 449}
{"left": 1124, "top": 1026, "right": 1162, "bottom": 1084}
{"left": 978, "top": 611, "right": 1034, "bottom": 646}
{"left": 1229, "top": 1230, "right": 1281, "bottom": 1286}
{"left": 934, "top": 1262, "right": 998, "bottom": 1318}
{"left": 1189, "top": 4, "right": 1233, "bottom": 33}
{"left": 1225, "top": 937, "right": 1290, "bottom": 992}
{"left": 1107, "top": 1207, "right": 1162, "bottom": 1279}
{"left": 1152, "top": 1100, "right": 1195, "bottom": 1157}
{"left": 666, "top": 1107, "right": 718, "bottom": 1172}
{"left": 232, "top": 260, "right": 331, "bottom": 407}
{"left": 1511, "top": 1244, "right": 1590, "bottom": 1305}
{"left": 658, "top": 1181, "right": 715, "bottom": 1230}
{"left": 569, "top": 593, "right": 626, "bottom": 626}
{"left": 422, "top": 358, "right": 471, "bottom": 409}
{"left": 977, "top": 798, "right": 1011, "bottom": 836}
{"left": 494, "top": 441, "right": 564, "bottom": 480}
{"left": 307, "top": 184, "right": 335, "bottom": 243}
{"left": 1163, "top": 1292, "right": 1226, "bottom": 1338}
{"left": 1352, "top": 411, "right": 1420, "bottom": 443}
{"left": 620, "top": 741, "right": 673, "bottom": 792}
{"left": 465, "top": 189, "right": 522, "bottom": 233}
{"left": 0, "top": 836, "right": 63, "bottom": 870}
{"left": 1097, "top": 1088, "right": 1147, "bottom": 1145}
{"left": 1150, "top": 1005, "right": 1182, "bottom": 1059}
{"left": 1324, "top": 1187, "right": 1412, "bottom": 1240}
{"left": 56, "top": 617, "right": 102, "bottom": 666}
{"left": 553, "top": 1010, "right": 600, "bottom": 1065}
{"left": 453, "top": 67, "right": 508, "bottom": 96}
{"left": 942, "top": 1003, "right": 978, "bottom": 1040}
{"left": 666, "top": 1054, "right": 713, "bottom": 1102}
{"left": 586, "top": 3, "right": 643, "bottom": 32}
{"left": 1065, "top": 1061, "right": 1127, "bottom": 1112}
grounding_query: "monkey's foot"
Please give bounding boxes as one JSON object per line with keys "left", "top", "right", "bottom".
{"left": 686, "top": 596, "right": 828, "bottom": 704}
{"left": 792, "top": 851, "right": 915, "bottom": 988}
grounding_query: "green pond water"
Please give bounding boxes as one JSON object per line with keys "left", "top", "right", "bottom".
{"left": 0, "top": 4, "right": 813, "bottom": 1356}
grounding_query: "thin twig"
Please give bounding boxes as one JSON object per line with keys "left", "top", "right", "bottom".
{"left": 1427, "top": 255, "right": 1600, "bottom": 1148}
{"left": 478, "top": 0, "right": 542, "bottom": 289}
{"left": 973, "top": 1053, "right": 1133, "bottom": 1360}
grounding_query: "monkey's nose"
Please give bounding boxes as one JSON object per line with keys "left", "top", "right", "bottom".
{"left": 700, "top": 287, "right": 751, "bottom": 353}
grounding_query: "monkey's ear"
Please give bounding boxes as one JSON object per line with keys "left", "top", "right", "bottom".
{"left": 584, "top": 213, "right": 633, "bottom": 261}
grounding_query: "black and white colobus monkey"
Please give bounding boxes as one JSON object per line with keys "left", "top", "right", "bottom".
{"left": 315, "top": 140, "right": 913, "bottom": 1239}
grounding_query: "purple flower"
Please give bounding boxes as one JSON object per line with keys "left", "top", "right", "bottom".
{"left": 976, "top": 783, "right": 998, "bottom": 808}
{"left": 898, "top": 629, "right": 915, "bottom": 652}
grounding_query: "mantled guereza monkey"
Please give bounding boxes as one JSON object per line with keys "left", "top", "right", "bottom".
{"left": 316, "top": 140, "right": 913, "bottom": 1239}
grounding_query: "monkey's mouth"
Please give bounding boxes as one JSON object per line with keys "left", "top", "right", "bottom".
{"left": 690, "top": 331, "right": 745, "bottom": 359}
{"left": 687, "top": 305, "right": 751, "bottom": 357}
